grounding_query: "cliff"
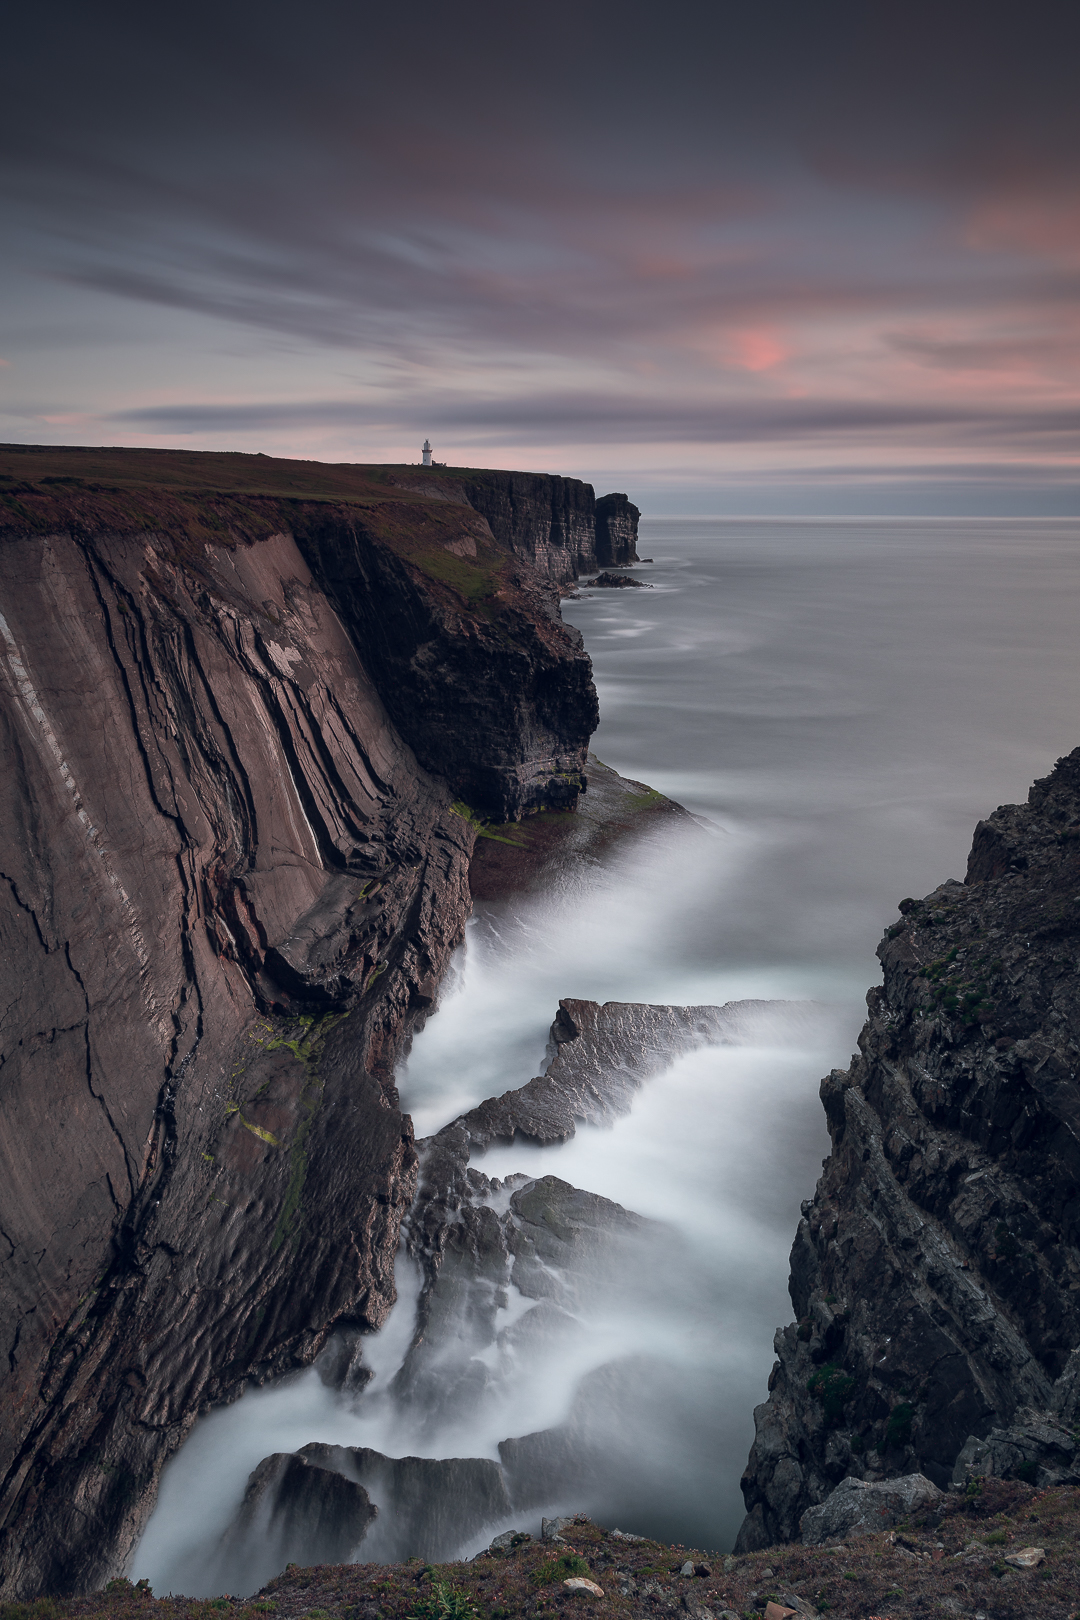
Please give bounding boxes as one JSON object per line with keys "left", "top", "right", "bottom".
{"left": 0, "top": 446, "right": 598, "bottom": 1597}
{"left": 386, "top": 467, "right": 640, "bottom": 587}
{"left": 737, "top": 747, "right": 1080, "bottom": 1551}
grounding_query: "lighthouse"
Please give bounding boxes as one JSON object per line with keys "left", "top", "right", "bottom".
{"left": 422, "top": 439, "right": 432, "bottom": 467}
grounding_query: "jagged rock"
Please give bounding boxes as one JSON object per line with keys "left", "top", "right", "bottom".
{"left": 489, "top": 1530, "right": 534, "bottom": 1553}
{"left": 209, "top": 1451, "right": 377, "bottom": 1592}
{"left": 950, "top": 1408, "right": 1080, "bottom": 1488}
{"left": 0, "top": 452, "right": 600, "bottom": 1599}
{"left": 543, "top": 1516, "right": 576, "bottom": 1543}
{"left": 798, "top": 1474, "right": 943, "bottom": 1545}
{"left": 294, "top": 1445, "right": 512, "bottom": 1563}
{"left": 737, "top": 745, "right": 1080, "bottom": 1550}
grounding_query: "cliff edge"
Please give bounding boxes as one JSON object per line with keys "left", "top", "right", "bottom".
{"left": 737, "top": 747, "right": 1080, "bottom": 1550}
{"left": 0, "top": 447, "right": 599, "bottom": 1596}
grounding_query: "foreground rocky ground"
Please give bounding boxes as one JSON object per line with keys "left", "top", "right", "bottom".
{"left": 9, "top": 1485, "right": 1080, "bottom": 1620}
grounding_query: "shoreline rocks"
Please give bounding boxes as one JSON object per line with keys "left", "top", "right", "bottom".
{"left": 736, "top": 746, "right": 1080, "bottom": 1551}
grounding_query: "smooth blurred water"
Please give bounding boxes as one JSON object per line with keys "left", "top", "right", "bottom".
{"left": 136, "top": 515, "right": 1080, "bottom": 1591}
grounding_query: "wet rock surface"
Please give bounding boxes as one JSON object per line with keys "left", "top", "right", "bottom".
{"left": 737, "top": 745, "right": 1080, "bottom": 1551}
{"left": 467, "top": 754, "right": 698, "bottom": 904}
{"left": 0, "top": 451, "right": 600, "bottom": 1597}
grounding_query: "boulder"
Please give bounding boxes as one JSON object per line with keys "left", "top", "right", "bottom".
{"left": 799, "top": 1473, "right": 944, "bottom": 1545}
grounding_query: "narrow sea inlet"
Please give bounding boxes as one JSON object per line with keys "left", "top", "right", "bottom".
{"left": 135, "top": 516, "right": 1080, "bottom": 1595}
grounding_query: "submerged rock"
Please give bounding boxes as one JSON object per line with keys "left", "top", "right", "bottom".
{"left": 589, "top": 569, "right": 650, "bottom": 587}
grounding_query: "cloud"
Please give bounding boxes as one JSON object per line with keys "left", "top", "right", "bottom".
{"left": 3, "top": 0, "right": 1079, "bottom": 505}
{"left": 108, "top": 394, "right": 1080, "bottom": 453}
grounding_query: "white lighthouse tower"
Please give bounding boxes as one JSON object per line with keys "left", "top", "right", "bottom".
{"left": 422, "top": 439, "right": 432, "bottom": 467}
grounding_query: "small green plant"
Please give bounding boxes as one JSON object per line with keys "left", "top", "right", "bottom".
{"left": 985, "top": 1528, "right": 1007, "bottom": 1545}
{"left": 807, "top": 1363, "right": 855, "bottom": 1424}
{"left": 1016, "top": 1459, "right": 1038, "bottom": 1483}
{"left": 965, "top": 1476, "right": 984, "bottom": 1497}
{"left": 408, "top": 1580, "right": 480, "bottom": 1620}
{"left": 531, "top": 1552, "right": 590, "bottom": 1587}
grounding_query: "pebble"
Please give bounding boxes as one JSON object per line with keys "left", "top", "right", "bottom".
{"left": 563, "top": 1577, "right": 604, "bottom": 1597}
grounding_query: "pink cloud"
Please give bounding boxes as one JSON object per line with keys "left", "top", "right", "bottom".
{"left": 729, "top": 327, "right": 788, "bottom": 372}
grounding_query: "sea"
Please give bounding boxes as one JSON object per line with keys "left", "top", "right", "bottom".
{"left": 134, "top": 516, "right": 1080, "bottom": 1594}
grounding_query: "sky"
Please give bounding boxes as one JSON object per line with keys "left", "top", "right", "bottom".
{"left": 3, "top": 0, "right": 1079, "bottom": 513}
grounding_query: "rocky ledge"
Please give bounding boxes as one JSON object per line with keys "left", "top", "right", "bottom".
{"left": 737, "top": 746, "right": 1080, "bottom": 1552}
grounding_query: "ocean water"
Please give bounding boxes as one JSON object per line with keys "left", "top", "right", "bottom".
{"left": 135, "top": 516, "right": 1080, "bottom": 1593}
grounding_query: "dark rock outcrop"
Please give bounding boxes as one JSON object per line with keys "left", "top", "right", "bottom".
{"left": 737, "top": 746, "right": 1080, "bottom": 1552}
{"left": 0, "top": 452, "right": 599, "bottom": 1597}
{"left": 594, "top": 494, "right": 640, "bottom": 569}
{"left": 216, "top": 1442, "right": 511, "bottom": 1586}
{"left": 217, "top": 1450, "right": 377, "bottom": 1590}
{"left": 589, "top": 570, "right": 650, "bottom": 589}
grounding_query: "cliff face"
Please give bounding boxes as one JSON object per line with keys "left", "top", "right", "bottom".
{"left": 737, "top": 747, "right": 1080, "bottom": 1551}
{"left": 595, "top": 493, "right": 640, "bottom": 567}
{"left": 388, "top": 469, "right": 641, "bottom": 588}
{"left": 0, "top": 454, "right": 598, "bottom": 1597}
{"left": 458, "top": 470, "right": 599, "bottom": 586}
{"left": 292, "top": 503, "right": 597, "bottom": 820}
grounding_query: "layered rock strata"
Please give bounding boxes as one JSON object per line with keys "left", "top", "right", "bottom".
{"left": 737, "top": 747, "right": 1080, "bottom": 1551}
{"left": 459, "top": 470, "right": 600, "bottom": 585}
{"left": 0, "top": 459, "right": 597, "bottom": 1597}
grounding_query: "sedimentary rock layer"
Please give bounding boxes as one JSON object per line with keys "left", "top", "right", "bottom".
{"left": 737, "top": 747, "right": 1080, "bottom": 1551}
{"left": 0, "top": 453, "right": 598, "bottom": 1597}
